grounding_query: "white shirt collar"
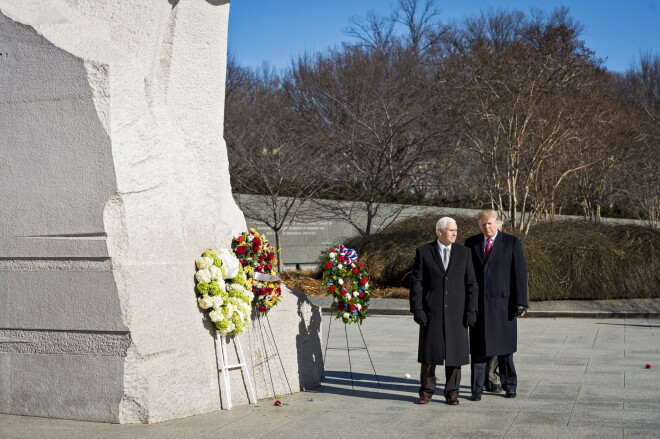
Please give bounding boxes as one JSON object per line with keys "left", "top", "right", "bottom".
{"left": 437, "top": 239, "right": 452, "bottom": 252}
{"left": 483, "top": 231, "right": 498, "bottom": 242}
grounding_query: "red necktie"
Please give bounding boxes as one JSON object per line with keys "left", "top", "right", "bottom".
{"left": 485, "top": 238, "right": 492, "bottom": 257}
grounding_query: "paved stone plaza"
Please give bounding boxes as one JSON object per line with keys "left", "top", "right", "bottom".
{"left": 1, "top": 315, "right": 659, "bottom": 439}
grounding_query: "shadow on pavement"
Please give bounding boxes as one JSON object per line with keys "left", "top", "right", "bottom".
{"left": 318, "top": 371, "right": 474, "bottom": 403}
{"left": 596, "top": 323, "right": 660, "bottom": 328}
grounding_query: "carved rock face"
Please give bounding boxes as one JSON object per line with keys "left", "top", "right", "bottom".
{"left": 0, "top": 1, "right": 269, "bottom": 423}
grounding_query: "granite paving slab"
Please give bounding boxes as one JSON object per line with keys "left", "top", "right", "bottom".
{"left": 1, "top": 315, "right": 659, "bottom": 439}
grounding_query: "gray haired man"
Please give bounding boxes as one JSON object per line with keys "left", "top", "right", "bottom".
{"left": 410, "top": 217, "right": 479, "bottom": 405}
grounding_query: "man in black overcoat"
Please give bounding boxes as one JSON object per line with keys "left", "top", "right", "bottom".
{"left": 465, "top": 210, "right": 528, "bottom": 400}
{"left": 410, "top": 217, "right": 478, "bottom": 405}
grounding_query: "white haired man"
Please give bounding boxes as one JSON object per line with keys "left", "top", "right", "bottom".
{"left": 410, "top": 217, "right": 478, "bottom": 405}
{"left": 465, "top": 210, "right": 528, "bottom": 400}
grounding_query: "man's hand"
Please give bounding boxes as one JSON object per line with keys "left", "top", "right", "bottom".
{"left": 413, "top": 309, "right": 427, "bottom": 326}
{"left": 516, "top": 306, "right": 527, "bottom": 317}
{"left": 464, "top": 310, "right": 477, "bottom": 328}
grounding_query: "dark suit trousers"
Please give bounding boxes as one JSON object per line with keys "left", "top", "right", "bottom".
{"left": 471, "top": 354, "right": 517, "bottom": 394}
{"left": 419, "top": 363, "right": 461, "bottom": 398}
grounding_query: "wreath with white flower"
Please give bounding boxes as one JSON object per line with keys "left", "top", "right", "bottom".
{"left": 195, "top": 249, "right": 254, "bottom": 336}
{"left": 322, "top": 244, "right": 371, "bottom": 324}
{"left": 231, "top": 228, "right": 282, "bottom": 314}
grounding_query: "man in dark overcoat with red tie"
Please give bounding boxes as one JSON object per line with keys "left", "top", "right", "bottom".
{"left": 410, "top": 217, "right": 478, "bottom": 405}
{"left": 464, "top": 209, "right": 528, "bottom": 400}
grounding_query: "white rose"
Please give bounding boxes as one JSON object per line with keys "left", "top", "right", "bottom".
{"left": 365, "top": 282, "right": 369, "bottom": 289}
{"left": 212, "top": 296, "right": 224, "bottom": 309}
{"left": 197, "top": 295, "right": 214, "bottom": 310}
{"left": 356, "top": 303, "right": 362, "bottom": 310}
{"left": 343, "top": 312, "right": 351, "bottom": 319}
{"left": 195, "top": 257, "right": 213, "bottom": 270}
{"left": 195, "top": 269, "right": 212, "bottom": 283}
{"left": 329, "top": 252, "right": 336, "bottom": 259}
{"left": 209, "top": 265, "right": 222, "bottom": 281}
{"left": 338, "top": 278, "right": 344, "bottom": 285}
{"left": 209, "top": 310, "right": 223, "bottom": 323}
{"left": 353, "top": 291, "right": 359, "bottom": 297}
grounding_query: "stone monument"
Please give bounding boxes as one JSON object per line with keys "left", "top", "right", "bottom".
{"left": 0, "top": 0, "right": 322, "bottom": 423}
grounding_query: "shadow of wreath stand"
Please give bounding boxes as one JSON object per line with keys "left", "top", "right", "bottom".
{"left": 321, "top": 315, "right": 381, "bottom": 391}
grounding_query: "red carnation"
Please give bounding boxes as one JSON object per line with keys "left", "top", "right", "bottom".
{"left": 256, "top": 265, "right": 263, "bottom": 272}
{"left": 276, "top": 287, "right": 281, "bottom": 293}
{"left": 364, "top": 276, "right": 369, "bottom": 282}
{"left": 358, "top": 262, "right": 364, "bottom": 268}
{"left": 359, "top": 293, "right": 365, "bottom": 298}
{"left": 267, "top": 253, "right": 275, "bottom": 261}
{"left": 359, "top": 279, "right": 366, "bottom": 285}
{"left": 349, "top": 304, "right": 356, "bottom": 311}
{"left": 236, "top": 245, "right": 246, "bottom": 255}
{"left": 325, "top": 262, "right": 332, "bottom": 269}
{"left": 253, "top": 245, "right": 261, "bottom": 252}
{"left": 328, "top": 285, "right": 336, "bottom": 293}
{"left": 258, "top": 305, "right": 267, "bottom": 312}
{"left": 237, "top": 236, "right": 245, "bottom": 243}
{"left": 258, "top": 255, "right": 265, "bottom": 262}
{"left": 353, "top": 268, "right": 359, "bottom": 275}
{"left": 253, "top": 237, "right": 261, "bottom": 245}
{"left": 337, "top": 304, "right": 345, "bottom": 311}
{"left": 265, "top": 263, "right": 272, "bottom": 270}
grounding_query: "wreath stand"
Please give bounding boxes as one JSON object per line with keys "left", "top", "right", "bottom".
{"left": 253, "top": 313, "right": 293, "bottom": 398}
{"left": 322, "top": 315, "right": 381, "bottom": 391}
{"left": 215, "top": 331, "right": 257, "bottom": 410}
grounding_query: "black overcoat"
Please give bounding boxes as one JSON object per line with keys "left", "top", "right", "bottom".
{"left": 409, "top": 241, "right": 478, "bottom": 366}
{"left": 464, "top": 232, "right": 528, "bottom": 357}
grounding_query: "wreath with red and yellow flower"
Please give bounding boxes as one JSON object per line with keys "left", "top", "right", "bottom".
{"left": 231, "top": 228, "right": 282, "bottom": 313}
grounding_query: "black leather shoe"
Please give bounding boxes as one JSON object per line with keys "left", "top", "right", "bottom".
{"left": 506, "top": 390, "right": 517, "bottom": 398}
{"left": 485, "top": 383, "right": 503, "bottom": 393}
{"left": 469, "top": 392, "right": 482, "bottom": 401}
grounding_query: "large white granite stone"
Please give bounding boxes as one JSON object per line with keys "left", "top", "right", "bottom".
{"left": 0, "top": 0, "right": 321, "bottom": 424}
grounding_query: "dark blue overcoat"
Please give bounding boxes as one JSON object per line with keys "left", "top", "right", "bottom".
{"left": 464, "top": 232, "right": 528, "bottom": 357}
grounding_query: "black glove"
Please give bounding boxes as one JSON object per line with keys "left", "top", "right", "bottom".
{"left": 516, "top": 306, "right": 527, "bottom": 317}
{"left": 413, "top": 309, "right": 427, "bottom": 326}
{"left": 464, "top": 310, "right": 477, "bottom": 328}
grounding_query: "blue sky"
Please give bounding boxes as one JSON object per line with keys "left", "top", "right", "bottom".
{"left": 228, "top": 0, "right": 659, "bottom": 73}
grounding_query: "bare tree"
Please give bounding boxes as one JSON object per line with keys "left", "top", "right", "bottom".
{"left": 225, "top": 62, "right": 327, "bottom": 271}
{"left": 616, "top": 53, "right": 660, "bottom": 226}
{"left": 435, "top": 7, "right": 608, "bottom": 232}
{"left": 285, "top": 43, "right": 439, "bottom": 237}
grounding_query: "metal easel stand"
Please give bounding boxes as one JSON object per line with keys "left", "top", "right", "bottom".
{"left": 215, "top": 330, "right": 257, "bottom": 410}
{"left": 254, "top": 313, "right": 293, "bottom": 398}
{"left": 321, "top": 315, "right": 381, "bottom": 391}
